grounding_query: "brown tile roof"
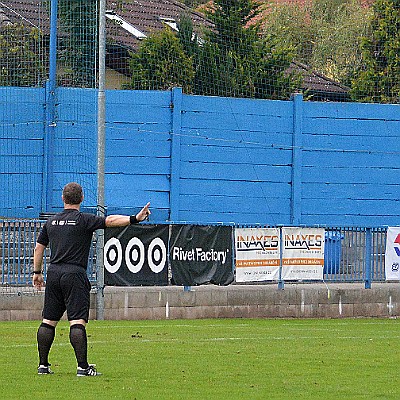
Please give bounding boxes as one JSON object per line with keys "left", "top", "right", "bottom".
{"left": 0, "top": 0, "right": 210, "bottom": 45}
{"left": 0, "top": 1, "right": 48, "bottom": 29}
{"left": 105, "top": 0, "right": 211, "bottom": 50}
{"left": 288, "top": 61, "right": 350, "bottom": 99}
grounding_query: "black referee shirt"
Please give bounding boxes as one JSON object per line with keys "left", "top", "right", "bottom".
{"left": 37, "top": 209, "right": 106, "bottom": 269}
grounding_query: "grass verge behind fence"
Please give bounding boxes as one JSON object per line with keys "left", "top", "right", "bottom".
{"left": 1, "top": 318, "right": 400, "bottom": 399}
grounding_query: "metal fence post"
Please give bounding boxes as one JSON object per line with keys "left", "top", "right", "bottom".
{"left": 96, "top": 0, "right": 106, "bottom": 320}
{"left": 278, "top": 227, "right": 284, "bottom": 290}
{"left": 43, "top": 0, "right": 59, "bottom": 212}
{"left": 365, "top": 228, "right": 372, "bottom": 289}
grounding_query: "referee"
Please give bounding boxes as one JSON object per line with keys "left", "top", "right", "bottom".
{"left": 32, "top": 182, "right": 150, "bottom": 376}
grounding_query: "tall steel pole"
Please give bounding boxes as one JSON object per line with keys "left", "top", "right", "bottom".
{"left": 43, "top": 0, "right": 58, "bottom": 212}
{"left": 96, "top": 0, "right": 106, "bottom": 320}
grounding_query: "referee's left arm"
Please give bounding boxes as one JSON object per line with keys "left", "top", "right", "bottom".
{"left": 105, "top": 215, "right": 130, "bottom": 227}
{"left": 105, "top": 202, "right": 151, "bottom": 227}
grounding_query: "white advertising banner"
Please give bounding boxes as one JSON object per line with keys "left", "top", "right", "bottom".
{"left": 281, "top": 227, "right": 325, "bottom": 280}
{"left": 235, "top": 228, "right": 280, "bottom": 282}
{"left": 385, "top": 227, "right": 400, "bottom": 281}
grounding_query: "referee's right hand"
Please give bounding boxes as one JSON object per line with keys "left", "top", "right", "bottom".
{"left": 136, "top": 202, "right": 151, "bottom": 222}
{"left": 33, "top": 273, "right": 44, "bottom": 290}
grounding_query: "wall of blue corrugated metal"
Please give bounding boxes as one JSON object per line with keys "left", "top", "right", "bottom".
{"left": 1, "top": 87, "right": 399, "bottom": 226}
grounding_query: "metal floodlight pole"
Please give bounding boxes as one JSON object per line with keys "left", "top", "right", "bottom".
{"left": 96, "top": 0, "right": 106, "bottom": 320}
{"left": 49, "top": 0, "right": 58, "bottom": 89}
{"left": 43, "top": 0, "right": 58, "bottom": 212}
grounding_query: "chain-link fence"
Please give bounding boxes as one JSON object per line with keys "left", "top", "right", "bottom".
{"left": 0, "top": 0, "right": 398, "bottom": 103}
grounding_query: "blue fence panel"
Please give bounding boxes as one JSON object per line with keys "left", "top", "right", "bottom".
{"left": 1, "top": 88, "right": 400, "bottom": 226}
{"left": 301, "top": 101, "right": 400, "bottom": 227}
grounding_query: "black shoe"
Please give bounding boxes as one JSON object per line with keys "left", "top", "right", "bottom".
{"left": 38, "top": 364, "right": 54, "bottom": 375}
{"left": 77, "top": 364, "right": 102, "bottom": 377}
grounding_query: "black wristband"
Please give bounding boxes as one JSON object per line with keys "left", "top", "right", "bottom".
{"left": 130, "top": 214, "right": 138, "bottom": 224}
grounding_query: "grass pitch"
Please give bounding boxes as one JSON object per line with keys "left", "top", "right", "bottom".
{"left": 1, "top": 318, "right": 400, "bottom": 399}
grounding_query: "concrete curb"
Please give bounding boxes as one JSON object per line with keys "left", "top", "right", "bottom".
{"left": 2, "top": 283, "right": 400, "bottom": 321}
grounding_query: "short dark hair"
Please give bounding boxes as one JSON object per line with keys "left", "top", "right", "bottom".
{"left": 62, "top": 182, "right": 83, "bottom": 205}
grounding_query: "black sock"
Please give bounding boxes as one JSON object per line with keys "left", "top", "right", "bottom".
{"left": 37, "top": 322, "right": 56, "bottom": 366}
{"left": 69, "top": 324, "right": 89, "bottom": 369}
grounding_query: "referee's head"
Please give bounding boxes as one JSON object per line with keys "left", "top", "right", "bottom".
{"left": 62, "top": 182, "right": 83, "bottom": 205}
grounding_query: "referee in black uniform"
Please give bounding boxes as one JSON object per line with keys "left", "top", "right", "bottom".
{"left": 32, "top": 182, "right": 150, "bottom": 376}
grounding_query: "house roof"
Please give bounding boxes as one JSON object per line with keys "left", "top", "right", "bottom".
{"left": 288, "top": 61, "right": 350, "bottom": 99}
{"left": 0, "top": 0, "right": 210, "bottom": 46}
{"left": 0, "top": 0, "right": 349, "bottom": 99}
{"left": 105, "top": 0, "right": 212, "bottom": 50}
{"left": 0, "top": 1, "right": 47, "bottom": 29}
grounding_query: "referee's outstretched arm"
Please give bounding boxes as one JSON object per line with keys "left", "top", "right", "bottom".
{"left": 105, "top": 202, "right": 151, "bottom": 227}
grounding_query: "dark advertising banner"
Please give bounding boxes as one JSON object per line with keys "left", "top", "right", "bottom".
{"left": 170, "top": 225, "right": 234, "bottom": 286}
{"left": 104, "top": 224, "right": 169, "bottom": 286}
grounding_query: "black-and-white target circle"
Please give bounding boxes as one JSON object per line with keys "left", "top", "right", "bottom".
{"left": 104, "top": 237, "right": 122, "bottom": 273}
{"left": 148, "top": 237, "right": 167, "bottom": 273}
{"left": 125, "top": 237, "right": 145, "bottom": 273}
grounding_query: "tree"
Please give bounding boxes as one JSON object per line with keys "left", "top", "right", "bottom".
{"left": 263, "top": 0, "right": 371, "bottom": 88}
{"left": 57, "top": 0, "right": 98, "bottom": 88}
{"left": 177, "top": 12, "right": 199, "bottom": 59}
{"left": 310, "top": 0, "right": 371, "bottom": 86}
{"left": 310, "top": 0, "right": 351, "bottom": 23}
{"left": 351, "top": 0, "right": 400, "bottom": 103}
{"left": 194, "top": 0, "right": 300, "bottom": 99}
{"left": 126, "top": 29, "right": 195, "bottom": 92}
{"left": 126, "top": 0, "right": 299, "bottom": 99}
{"left": 261, "top": 2, "right": 313, "bottom": 66}
{"left": 183, "top": 0, "right": 206, "bottom": 7}
{"left": 0, "top": 24, "right": 45, "bottom": 87}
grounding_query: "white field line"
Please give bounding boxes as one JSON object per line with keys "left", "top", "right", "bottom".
{"left": 2, "top": 334, "right": 400, "bottom": 349}
{"left": 5, "top": 320, "right": 399, "bottom": 331}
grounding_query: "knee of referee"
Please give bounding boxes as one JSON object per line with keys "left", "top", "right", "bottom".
{"left": 69, "top": 319, "right": 87, "bottom": 327}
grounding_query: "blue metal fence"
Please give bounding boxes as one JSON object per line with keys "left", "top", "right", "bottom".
{"left": 0, "top": 219, "right": 97, "bottom": 285}
{"left": 0, "top": 219, "right": 387, "bottom": 287}
{"left": 322, "top": 227, "right": 387, "bottom": 286}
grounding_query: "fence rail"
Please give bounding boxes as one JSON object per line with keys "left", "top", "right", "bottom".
{"left": 0, "top": 219, "right": 97, "bottom": 286}
{"left": 0, "top": 220, "right": 387, "bottom": 288}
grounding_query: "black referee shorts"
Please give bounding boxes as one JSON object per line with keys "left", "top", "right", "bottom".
{"left": 42, "top": 264, "right": 91, "bottom": 322}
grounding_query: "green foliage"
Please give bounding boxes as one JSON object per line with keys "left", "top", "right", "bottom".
{"left": 351, "top": 0, "right": 400, "bottom": 103}
{"left": 0, "top": 24, "right": 45, "bottom": 87}
{"left": 183, "top": 0, "right": 206, "bottom": 7}
{"left": 264, "top": 0, "right": 371, "bottom": 87}
{"left": 310, "top": 0, "right": 372, "bottom": 86}
{"left": 203, "top": 0, "right": 261, "bottom": 55}
{"left": 194, "top": 0, "right": 301, "bottom": 99}
{"left": 127, "top": 0, "right": 299, "bottom": 99}
{"left": 194, "top": 36, "right": 300, "bottom": 99}
{"left": 126, "top": 29, "right": 194, "bottom": 92}
{"left": 178, "top": 13, "right": 199, "bottom": 59}
{"left": 57, "top": 0, "right": 98, "bottom": 88}
{"left": 262, "top": 3, "right": 313, "bottom": 66}
{"left": 310, "top": 0, "right": 350, "bottom": 23}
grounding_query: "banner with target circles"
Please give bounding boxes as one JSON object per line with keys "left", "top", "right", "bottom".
{"left": 104, "top": 224, "right": 169, "bottom": 286}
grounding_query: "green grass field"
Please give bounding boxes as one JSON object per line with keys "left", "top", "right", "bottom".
{"left": 1, "top": 318, "right": 400, "bottom": 399}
